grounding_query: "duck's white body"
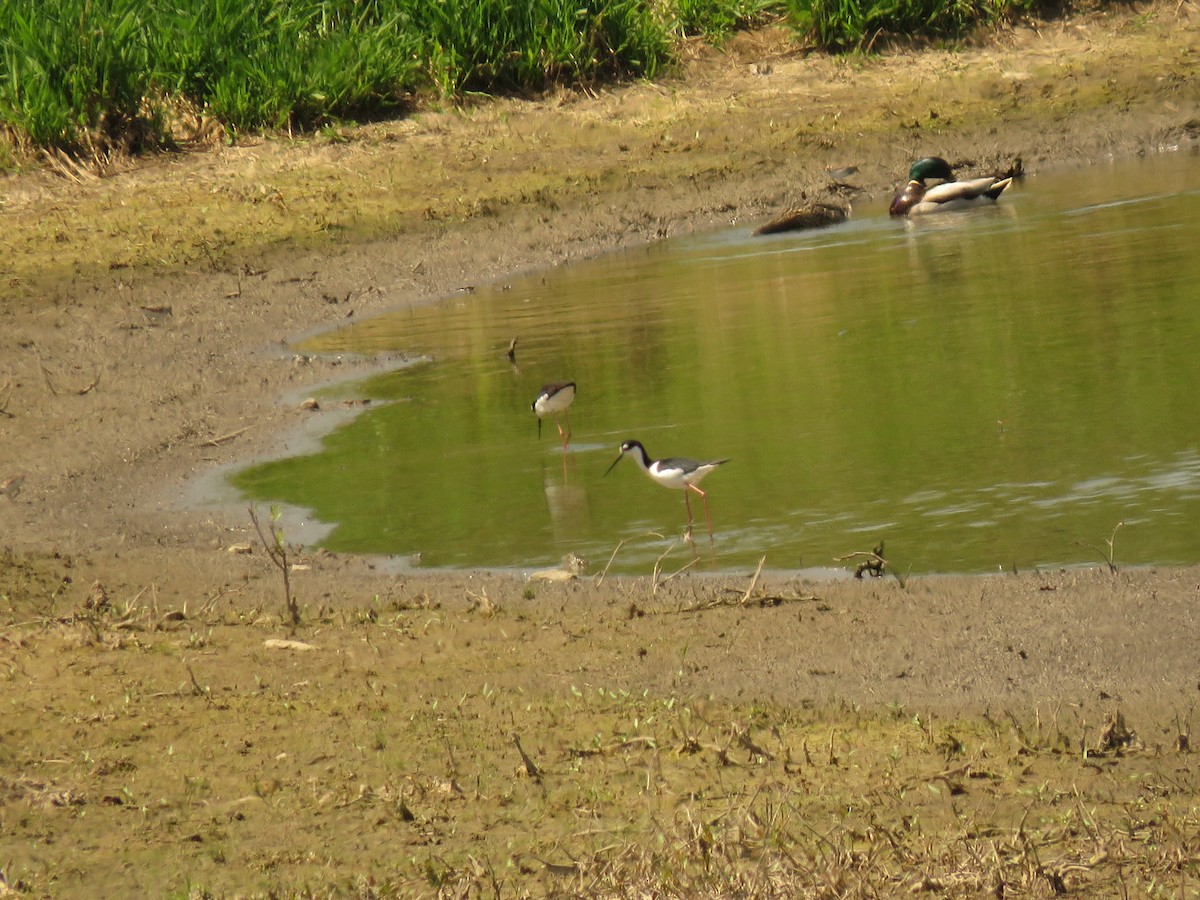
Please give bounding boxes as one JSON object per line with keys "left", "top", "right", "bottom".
{"left": 904, "top": 176, "right": 1013, "bottom": 216}
{"left": 890, "top": 156, "right": 1015, "bottom": 217}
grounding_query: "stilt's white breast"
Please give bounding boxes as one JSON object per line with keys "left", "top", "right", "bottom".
{"left": 534, "top": 382, "right": 575, "bottom": 418}
{"left": 647, "top": 457, "right": 724, "bottom": 490}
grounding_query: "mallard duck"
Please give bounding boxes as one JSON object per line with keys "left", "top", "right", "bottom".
{"left": 889, "top": 157, "right": 1013, "bottom": 217}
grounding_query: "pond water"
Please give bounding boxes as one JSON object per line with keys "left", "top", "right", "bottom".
{"left": 233, "top": 151, "right": 1200, "bottom": 576}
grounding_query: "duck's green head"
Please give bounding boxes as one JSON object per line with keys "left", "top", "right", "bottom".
{"left": 908, "top": 156, "right": 955, "bottom": 183}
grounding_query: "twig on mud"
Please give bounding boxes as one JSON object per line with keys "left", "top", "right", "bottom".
{"left": 442, "top": 735, "right": 457, "bottom": 774}
{"left": 30, "top": 353, "right": 100, "bottom": 397}
{"left": 110, "top": 586, "right": 150, "bottom": 630}
{"left": 0, "top": 375, "right": 14, "bottom": 417}
{"left": 76, "top": 368, "right": 101, "bottom": 395}
{"left": 596, "top": 539, "right": 629, "bottom": 585}
{"left": 680, "top": 585, "right": 820, "bottom": 614}
{"left": 533, "top": 857, "right": 580, "bottom": 877}
{"left": 659, "top": 556, "right": 697, "bottom": 587}
{"left": 731, "top": 724, "right": 774, "bottom": 763}
{"left": 512, "top": 732, "right": 543, "bottom": 780}
{"left": 186, "top": 663, "right": 212, "bottom": 704}
{"left": 34, "top": 351, "right": 58, "bottom": 396}
{"left": 651, "top": 540, "right": 694, "bottom": 597}
{"left": 595, "top": 531, "right": 666, "bottom": 585}
{"left": 466, "top": 587, "right": 496, "bottom": 616}
{"left": 195, "top": 586, "right": 238, "bottom": 620}
{"left": 739, "top": 556, "right": 766, "bottom": 606}
{"left": 201, "top": 425, "right": 253, "bottom": 448}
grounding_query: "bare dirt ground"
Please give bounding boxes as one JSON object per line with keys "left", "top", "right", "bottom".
{"left": 3, "top": 4, "right": 1200, "bottom": 896}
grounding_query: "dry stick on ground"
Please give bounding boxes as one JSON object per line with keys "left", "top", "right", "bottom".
{"left": 185, "top": 663, "right": 213, "bottom": 705}
{"left": 30, "top": 351, "right": 100, "bottom": 397}
{"left": 76, "top": 368, "right": 101, "bottom": 395}
{"left": 201, "top": 425, "right": 253, "bottom": 447}
{"left": 33, "top": 351, "right": 58, "bottom": 396}
{"left": 739, "top": 555, "right": 766, "bottom": 606}
{"left": 652, "top": 540, "right": 694, "bottom": 597}
{"left": 835, "top": 542, "right": 888, "bottom": 578}
{"left": 441, "top": 732, "right": 460, "bottom": 780}
{"left": 596, "top": 531, "right": 667, "bottom": 584}
{"left": 466, "top": 587, "right": 496, "bottom": 616}
{"left": 0, "top": 376, "right": 14, "bottom": 418}
{"left": 512, "top": 733, "right": 543, "bottom": 780}
{"left": 682, "top": 563, "right": 819, "bottom": 613}
{"left": 194, "top": 585, "right": 239, "bottom": 621}
{"left": 248, "top": 504, "right": 299, "bottom": 628}
{"left": 596, "top": 537, "right": 634, "bottom": 585}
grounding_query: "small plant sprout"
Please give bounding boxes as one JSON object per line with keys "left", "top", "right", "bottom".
{"left": 1078, "top": 520, "right": 1125, "bottom": 574}
{"left": 248, "top": 503, "right": 299, "bottom": 628}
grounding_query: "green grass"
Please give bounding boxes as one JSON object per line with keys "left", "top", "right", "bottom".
{"left": 788, "top": 0, "right": 1050, "bottom": 50}
{"left": 0, "top": 0, "right": 156, "bottom": 153}
{"left": 0, "top": 0, "right": 1070, "bottom": 161}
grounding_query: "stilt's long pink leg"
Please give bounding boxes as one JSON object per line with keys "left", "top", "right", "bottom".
{"left": 687, "top": 483, "right": 714, "bottom": 537}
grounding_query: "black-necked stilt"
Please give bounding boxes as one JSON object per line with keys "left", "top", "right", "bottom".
{"left": 604, "top": 439, "right": 729, "bottom": 538}
{"left": 532, "top": 381, "right": 576, "bottom": 449}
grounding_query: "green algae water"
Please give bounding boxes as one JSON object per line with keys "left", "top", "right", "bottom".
{"left": 232, "top": 152, "right": 1200, "bottom": 575}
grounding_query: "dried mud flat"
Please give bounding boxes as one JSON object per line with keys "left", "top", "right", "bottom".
{"left": 3, "top": 4, "right": 1200, "bottom": 896}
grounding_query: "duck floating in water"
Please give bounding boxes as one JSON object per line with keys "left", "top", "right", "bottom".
{"left": 753, "top": 200, "right": 849, "bottom": 236}
{"left": 889, "top": 157, "right": 1014, "bottom": 217}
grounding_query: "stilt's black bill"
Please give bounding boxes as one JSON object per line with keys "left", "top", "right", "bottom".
{"left": 603, "top": 454, "right": 623, "bottom": 476}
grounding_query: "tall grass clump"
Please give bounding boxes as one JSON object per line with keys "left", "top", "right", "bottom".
{"left": 405, "top": 0, "right": 674, "bottom": 96}
{"left": 784, "top": 0, "right": 1041, "bottom": 50}
{"left": 672, "top": 0, "right": 781, "bottom": 42}
{"left": 0, "top": 0, "right": 157, "bottom": 155}
{"left": 146, "top": 0, "right": 421, "bottom": 133}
